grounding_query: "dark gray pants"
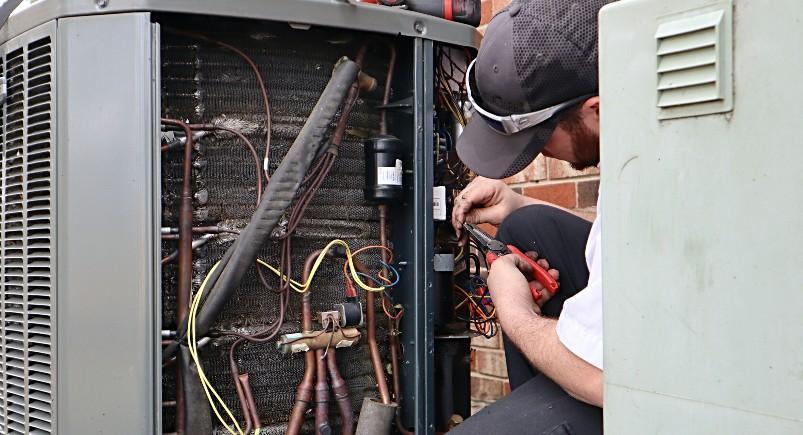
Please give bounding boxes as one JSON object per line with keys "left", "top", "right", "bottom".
{"left": 452, "top": 205, "right": 602, "bottom": 435}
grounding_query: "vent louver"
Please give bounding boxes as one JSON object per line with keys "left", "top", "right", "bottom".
{"left": 655, "top": 1, "right": 732, "bottom": 120}
{"left": 1, "top": 35, "right": 54, "bottom": 435}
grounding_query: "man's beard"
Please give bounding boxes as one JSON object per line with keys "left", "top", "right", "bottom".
{"left": 560, "top": 110, "right": 600, "bottom": 171}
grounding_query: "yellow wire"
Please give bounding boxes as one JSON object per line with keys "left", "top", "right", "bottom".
{"left": 188, "top": 260, "right": 245, "bottom": 435}
{"left": 184, "top": 239, "right": 390, "bottom": 435}
{"left": 256, "top": 239, "right": 386, "bottom": 293}
{"left": 454, "top": 245, "right": 464, "bottom": 262}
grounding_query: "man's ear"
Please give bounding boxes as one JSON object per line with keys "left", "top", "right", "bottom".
{"left": 583, "top": 96, "right": 600, "bottom": 119}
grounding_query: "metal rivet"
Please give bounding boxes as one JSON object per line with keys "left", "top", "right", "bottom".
{"left": 95, "top": 0, "right": 108, "bottom": 8}
{"left": 413, "top": 21, "right": 425, "bottom": 34}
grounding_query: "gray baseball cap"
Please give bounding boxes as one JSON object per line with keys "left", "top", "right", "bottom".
{"left": 457, "top": 0, "right": 612, "bottom": 179}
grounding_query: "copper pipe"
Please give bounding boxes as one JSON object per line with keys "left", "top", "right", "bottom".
{"left": 327, "top": 350, "right": 354, "bottom": 435}
{"left": 288, "top": 249, "right": 326, "bottom": 435}
{"left": 161, "top": 118, "right": 195, "bottom": 435}
{"left": 354, "top": 258, "right": 392, "bottom": 405}
{"left": 378, "top": 44, "right": 413, "bottom": 433}
{"left": 389, "top": 318, "right": 401, "bottom": 402}
{"left": 239, "top": 373, "right": 262, "bottom": 430}
{"left": 230, "top": 340, "right": 252, "bottom": 434}
{"left": 277, "top": 328, "right": 361, "bottom": 354}
{"left": 380, "top": 204, "right": 414, "bottom": 434}
{"left": 188, "top": 123, "right": 263, "bottom": 205}
{"left": 379, "top": 45, "right": 397, "bottom": 135}
{"left": 315, "top": 349, "right": 331, "bottom": 433}
{"left": 166, "top": 29, "right": 272, "bottom": 181}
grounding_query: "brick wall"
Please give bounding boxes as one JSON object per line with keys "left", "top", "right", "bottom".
{"left": 468, "top": 0, "right": 601, "bottom": 413}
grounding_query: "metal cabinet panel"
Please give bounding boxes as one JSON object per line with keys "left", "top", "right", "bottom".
{"left": 56, "top": 13, "right": 157, "bottom": 434}
{"left": 600, "top": 0, "right": 803, "bottom": 433}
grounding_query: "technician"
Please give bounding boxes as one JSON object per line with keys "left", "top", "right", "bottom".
{"left": 450, "top": 0, "right": 614, "bottom": 433}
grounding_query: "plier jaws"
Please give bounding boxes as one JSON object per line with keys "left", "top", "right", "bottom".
{"left": 463, "top": 223, "right": 560, "bottom": 302}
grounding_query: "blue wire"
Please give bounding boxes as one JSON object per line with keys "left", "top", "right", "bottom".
{"left": 356, "top": 272, "right": 380, "bottom": 285}
{"left": 379, "top": 261, "right": 401, "bottom": 287}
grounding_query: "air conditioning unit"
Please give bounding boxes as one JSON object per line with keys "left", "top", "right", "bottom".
{"left": 0, "top": 2, "right": 480, "bottom": 434}
{"left": 599, "top": 0, "right": 803, "bottom": 433}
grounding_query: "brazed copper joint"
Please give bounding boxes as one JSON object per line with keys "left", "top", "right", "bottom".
{"left": 315, "top": 349, "right": 331, "bottom": 434}
{"left": 287, "top": 249, "right": 325, "bottom": 435}
{"left": 277, "top": 328, "right": 361, "bottom": 354}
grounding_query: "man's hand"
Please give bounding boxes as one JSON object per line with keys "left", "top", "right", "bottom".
{"left": 451, "top": 177, "right": 525, "bottom": 241}
{"left": 486, "top": 252, "right": 602, "bottom": 407}
{"left": 486, "top": 251, "right": 560, "bottom": 315}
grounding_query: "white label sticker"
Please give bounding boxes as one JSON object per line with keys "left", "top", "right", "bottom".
{"left": 377, "top": 159, "right": 403, "bottom": 186}
{"left": 433, "top": 185, "right": 447, "bottom": 221}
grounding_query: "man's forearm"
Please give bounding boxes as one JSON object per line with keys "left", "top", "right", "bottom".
{"left": 500, "top": 309, "right": 603, "bottom": 407}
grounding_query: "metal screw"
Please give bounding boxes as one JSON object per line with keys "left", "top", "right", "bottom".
{"left": 413, "top": 21, "right": 425, "bottom": 34}
{"left": 95, "top": 0, "right": 108, "bottom": 8}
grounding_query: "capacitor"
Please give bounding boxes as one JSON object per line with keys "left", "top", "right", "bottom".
{"left": 364, "top": 134, "right": 404, "bottom": 203}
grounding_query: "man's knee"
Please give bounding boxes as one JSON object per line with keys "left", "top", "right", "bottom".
{"left": 496, "top": 204, "right": 569, "bottom": 247}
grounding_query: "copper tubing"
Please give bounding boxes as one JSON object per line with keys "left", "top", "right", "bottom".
{"left": 230, "top": 341, "right": 253, "bottom": 434}
{"left": 188, "top": 123, "right": 263, "bottom": 206}
{"left": 380, "top": 202, "right": 413, "bottom": 434}
{"left": 377, "top": 45, "right": 413, "bottom": 433}
{"left": 327, "top": 350, "right": 354, "bottom": 435}
{"left": 238, "top": 373, "right": 262, "bottom": 430}
{"left": 161, "top": 118, "right": 195, "bottom": 435}
{"left": 354, "top": 258, "right": 392, "bottom": 405}
{"left": 166, "top": 29, "right": 273, "bottom": 181}
{"left": 379, "top": 45, "right": 396, "bottom": 136}
{"left": 389, "top": 318, "right": 401, "bottom": 402}
{"left": 288, "top": 249, "right": 326, "bottom": 435}
{"left": 315, "top": 349, "right": 331, "bottom": 433}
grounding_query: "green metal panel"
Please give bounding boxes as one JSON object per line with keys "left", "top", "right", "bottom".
{"left": 599, "top": 0, "right": 803, "bottom": 433}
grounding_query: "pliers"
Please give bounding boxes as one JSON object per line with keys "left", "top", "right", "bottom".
{"left": 463, "top": 223, "right": 559, "bottom": 302}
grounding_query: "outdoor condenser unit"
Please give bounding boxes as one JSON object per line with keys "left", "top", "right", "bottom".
{"left": 0, "top": 1, "right": 480, "bottom": 434}
{"left": 600, "top": 0, "right": 803, "bottom": 433}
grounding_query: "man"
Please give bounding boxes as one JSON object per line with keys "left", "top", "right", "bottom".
{"left": 450, "top": 0, "right": 613, "bottom": 433}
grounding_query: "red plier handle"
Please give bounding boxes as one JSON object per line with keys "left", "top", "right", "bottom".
{"left": 485, "top": 246, "right": 560, "bottom": 302}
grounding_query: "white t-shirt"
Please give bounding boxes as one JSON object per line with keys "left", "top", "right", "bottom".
{"left": 555, "top": 198, "right": 603, "bottom": 370}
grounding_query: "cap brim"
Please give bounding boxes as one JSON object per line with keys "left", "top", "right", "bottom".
{"left": 456, "top": 113, "right": 558, "bottom": 179}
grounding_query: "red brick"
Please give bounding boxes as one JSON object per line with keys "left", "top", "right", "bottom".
{"left": 504, "top": 154, "right": 547, "bottom": 185}
{"left": 521, "top": 182, "right": 577, "bottom": 209}
{"left": 577, "top": 179, "right": 600, "bottom": 208}
{"left": 475, "top": 349, "right": 508, "bottom": 378}
{"left": 480, "top": 0, "right": 494, "bottom": 25}
{"left": 471, "top": 329, "right": 501, "bottom": 349}
{"left": 492, "top": 0, "right": 512, "bottom": 12}
{"left": 546, "top": 157, "right": 600, "bottom": 180}
{"left": 503, "top": 381, "right": 512, "bottom": 396}
{"left": 574, "top": 207, "right": 597, "bottom": 222}
{"left": 471, "top": 375, "right": 505, "bottom": 401}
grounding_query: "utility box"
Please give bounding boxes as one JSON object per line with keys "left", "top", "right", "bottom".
{"left": 599, "top": 0, "right": 803, "bottom": 433}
